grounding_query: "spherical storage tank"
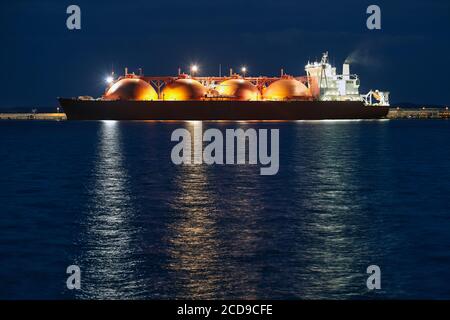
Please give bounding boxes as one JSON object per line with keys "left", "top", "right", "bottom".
{"left": 162, "top": 79, "right": 207, "bottom": 100}
{"left": 105, "top": 78, "right": 158, "bottom": 101}
{"left": 216, "top": 79, "right": 259, "bottom": 100}
{"left": 263, "top": 77, "right": 310, "bottom": 100}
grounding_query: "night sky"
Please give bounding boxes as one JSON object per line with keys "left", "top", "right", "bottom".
{"left": 1, "top": 0, "right": 449, "bottom": 108}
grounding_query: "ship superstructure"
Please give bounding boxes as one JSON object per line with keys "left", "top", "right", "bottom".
{"left": 305, "top": 52, "right": 389, "bottom": 105}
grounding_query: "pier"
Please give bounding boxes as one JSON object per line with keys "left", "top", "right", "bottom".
{"left": 387, "top": 108, "right": 450, "bottom": 119}
{"left": 0, "top": 113, "right": 67, "bottom": 121}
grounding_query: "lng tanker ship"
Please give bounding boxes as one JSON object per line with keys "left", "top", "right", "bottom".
{"left": 59, "top": 52, "right": 390, "bottom": 120}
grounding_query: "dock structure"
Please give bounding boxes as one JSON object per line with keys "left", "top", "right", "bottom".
{"left": 0, "top": 113, "right": 67, "bottom": 121}
{"left": 387, "top": 108, "right": 450, "bottom": 119}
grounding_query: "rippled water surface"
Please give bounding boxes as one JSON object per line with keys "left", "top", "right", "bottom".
{"left": 1, "top": 120, "right": 450, "bottom": 299}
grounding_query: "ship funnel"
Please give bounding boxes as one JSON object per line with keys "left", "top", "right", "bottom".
{"left": 343, "top": 63, "right": 350, "bottom": 80}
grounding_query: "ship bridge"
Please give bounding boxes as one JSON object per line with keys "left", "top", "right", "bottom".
{"left": 305, "top": 52, "right": 389, "bottom": 106}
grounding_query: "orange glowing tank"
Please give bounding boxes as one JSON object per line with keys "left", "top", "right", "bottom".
{"left": 263, "top": 77, "right": 310, "bottom": 100}
{"left": 216, "top": 79, "right": 259, "bottom": 100}
{"left": 162, "top": 79, "right": 207, "bottom": 100}
{"left": 105, "top": 78, "right": 158, "bottom": 101}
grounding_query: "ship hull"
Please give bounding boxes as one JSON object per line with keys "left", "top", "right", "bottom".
{"left": 58, "top": 99, "right": 389, "bottom": 120}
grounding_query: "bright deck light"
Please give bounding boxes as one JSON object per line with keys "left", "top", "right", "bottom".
{"left": 241, "top": 66, "right": 247, "bottom": 77}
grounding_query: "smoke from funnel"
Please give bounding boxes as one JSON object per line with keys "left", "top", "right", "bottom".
{"left": 345, "top": 45, "right": 380, "bottom": 67}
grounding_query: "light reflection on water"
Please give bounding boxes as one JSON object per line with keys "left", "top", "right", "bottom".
{"left": 75, "top": 121, "right": 386, "bottom": 299}
{"left": 77, "top": 121, "right": 144, "bottom": 299}
{"left": 164, "top": 122, "right": 266, "bottom": 299}
{"left": 292, "top": 123, "right": 369, "bottom": 298}
{"left": 165, "top": 122, "right": 222, "bottom": 298}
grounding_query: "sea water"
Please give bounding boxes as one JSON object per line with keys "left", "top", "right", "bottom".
{"left": 0, "top": 119, "right": 449, "bottom": 299}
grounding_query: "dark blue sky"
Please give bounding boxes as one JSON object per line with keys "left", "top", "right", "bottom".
{"left": 1, "top": 0, "right": 449, "bottom": 108}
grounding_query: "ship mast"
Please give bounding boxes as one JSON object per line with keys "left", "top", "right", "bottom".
{"left": 319, "top": 51, "right": 329, "bottom": 93}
